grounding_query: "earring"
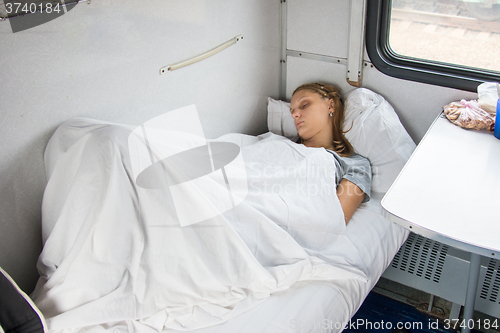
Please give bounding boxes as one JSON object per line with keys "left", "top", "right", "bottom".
{"left": 329, "top": 111, "right": 333, "bottom": 117}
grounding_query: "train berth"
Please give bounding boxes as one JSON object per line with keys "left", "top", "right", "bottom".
{"left": 1, "top": 1, "right": 500, "bottom": 332}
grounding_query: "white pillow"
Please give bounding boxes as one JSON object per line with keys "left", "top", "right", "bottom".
{"left": 266, "top": 88, "right": 416, "bottom": 193}
{"left": 267, "top": 97, "right": 299, "bottom": 142}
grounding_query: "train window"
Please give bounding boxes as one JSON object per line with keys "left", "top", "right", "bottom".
{"left": 366, "top": 0, "right": 500, "bottom": 92}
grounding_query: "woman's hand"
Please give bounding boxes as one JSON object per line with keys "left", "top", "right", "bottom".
{"left": 336, "top": 179, "right": 366, "bottom": 225}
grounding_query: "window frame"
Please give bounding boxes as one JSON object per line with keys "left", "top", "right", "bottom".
{"left": 365, "top": 0, "right": 500, "bottom": 92}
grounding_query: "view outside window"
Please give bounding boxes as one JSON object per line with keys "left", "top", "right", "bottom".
{"left": 389, "top": 0, "right": 500, "bottom": 73}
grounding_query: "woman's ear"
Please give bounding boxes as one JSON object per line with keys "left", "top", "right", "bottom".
{"left": 329, "top": 99, "right": 335, "bottom": 111}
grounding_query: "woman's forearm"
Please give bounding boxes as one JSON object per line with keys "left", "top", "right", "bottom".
{"left": 336, "top": 179, "right": 366, "bottom": 225}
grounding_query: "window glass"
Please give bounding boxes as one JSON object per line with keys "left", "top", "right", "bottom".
{"left": 389, "top": 0, "right": 500, "bottom": 73}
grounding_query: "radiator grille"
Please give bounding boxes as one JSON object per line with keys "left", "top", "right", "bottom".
{"left": 391, "top": 233, "right": 449, "bottom": 283}
{"left": 480, "top": 258, "right": 500, "bottom": 304}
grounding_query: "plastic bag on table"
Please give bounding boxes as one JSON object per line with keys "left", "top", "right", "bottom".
{"left": 477, "top": 82, "right": 500, "bottom": 115}
{"left": 443, "top": 99, "right": 494, "bottom": 131}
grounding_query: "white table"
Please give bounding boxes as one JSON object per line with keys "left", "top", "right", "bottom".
{"left": 381, "top": 113, "right": 500, "bottom": 333}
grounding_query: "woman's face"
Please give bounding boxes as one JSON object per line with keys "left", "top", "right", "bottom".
{"left": 290, "top": 89, "right": 333, "bottom": 142}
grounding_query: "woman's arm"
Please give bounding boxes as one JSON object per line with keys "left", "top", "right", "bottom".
{"left": 336, "top": 178, "right": 366, "bottom": 225}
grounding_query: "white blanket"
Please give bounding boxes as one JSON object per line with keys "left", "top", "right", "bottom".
{"left": 32, "top": 118, "right": 367, "bottom": 332}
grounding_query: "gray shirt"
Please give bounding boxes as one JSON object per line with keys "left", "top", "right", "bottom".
{"left": 326, "top": 150, "right": 372, "bottom": 203}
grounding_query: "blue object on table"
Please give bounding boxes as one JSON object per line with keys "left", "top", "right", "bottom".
{"left": 495, "top": 99, "right": 500, "bottom": 139}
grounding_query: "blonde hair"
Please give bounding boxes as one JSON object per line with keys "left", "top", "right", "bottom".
{"left": 292, "top": 82, "right": 353, "bottom": 157}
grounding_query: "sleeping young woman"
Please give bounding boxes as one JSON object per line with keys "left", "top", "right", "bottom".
{"left": 290, "top": 82, "right": 371, "bottom": 225}
{"left": 31, "top": 84, "right": 371, "bottom": 332}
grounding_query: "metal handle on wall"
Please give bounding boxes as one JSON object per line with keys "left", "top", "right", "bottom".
{"left": 160, "top": 35, "right": 243, "bottom": 74}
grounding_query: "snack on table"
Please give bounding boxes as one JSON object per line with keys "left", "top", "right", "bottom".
{"left": 443, "top": 99, "right": 494, "bottom": 131}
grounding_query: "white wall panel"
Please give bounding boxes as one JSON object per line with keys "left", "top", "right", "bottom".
{"left": 287, "top": 0, "right": 349, "bottom": 58}
{"left": 286, "top": 56, "right": 355, "bottom": 100}
{"left": 0, "top": 0, "right": 280, "bottom": 292}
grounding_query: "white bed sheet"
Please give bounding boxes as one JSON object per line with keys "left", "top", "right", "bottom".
{"left": 32, "top": 115, "right": 409, "bottom": 333}
{"left": 164, "top": 192, "right": 408, "bottom": 333}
